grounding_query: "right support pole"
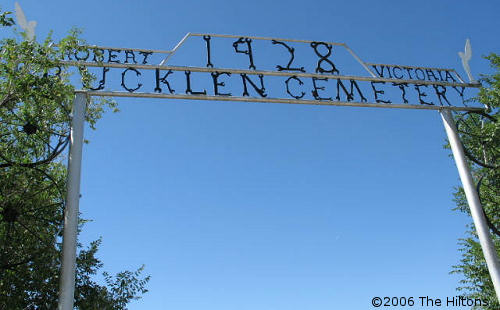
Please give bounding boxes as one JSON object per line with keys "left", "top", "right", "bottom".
{"left": 440, "top": 108, "right": 500, "bottom": 302}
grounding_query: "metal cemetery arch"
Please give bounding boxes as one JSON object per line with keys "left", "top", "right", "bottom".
{"left": 57, "top": 33, "right": 500, "bottom": 310}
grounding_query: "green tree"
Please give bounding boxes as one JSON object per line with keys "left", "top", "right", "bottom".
{"left": 450, "top": 53, "right": 500, "bottom": 309}
{"left": 0, "top": 8, "right": 149, "bottom": 309}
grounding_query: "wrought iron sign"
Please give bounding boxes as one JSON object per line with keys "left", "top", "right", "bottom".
{"left": 28, "top": 14, "right": 494, "bottom": 306}
{"left": 61, "top": 33, "right": 482, "bottom": 111}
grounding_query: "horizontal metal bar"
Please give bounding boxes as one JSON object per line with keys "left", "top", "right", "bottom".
{"left": 56, "top": 33, "right": 346, "bottom": 59}
{"left": 84, "top": 45, "right": 172, "bottom": 54}
{"left": 61, "top": 61, "right": 481, "bottom": 88}
{"left": 190, "top": 33, "right": 346, "bottom": 47}
{"left": 81, "top": 91, "right": 484, "bottom": 112}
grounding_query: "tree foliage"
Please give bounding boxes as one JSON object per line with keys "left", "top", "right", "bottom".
{"left": 451, "top": 53, "right": 500, "bottom": 309}
{"left": 0, "top": 8, "right": 149, "bottom": 309}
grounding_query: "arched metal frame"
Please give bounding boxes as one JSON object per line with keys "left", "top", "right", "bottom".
{"left": 56, "top": 33, "right": 500, "bottom": 310}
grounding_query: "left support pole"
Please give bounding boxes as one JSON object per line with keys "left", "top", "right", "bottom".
{"left": 58, "top": 92, "right": 87, "bottom": 310}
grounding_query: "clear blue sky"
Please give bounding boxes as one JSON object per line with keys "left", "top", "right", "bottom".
{"left": 6, "top": 1, "right": 500, "bottom": 309}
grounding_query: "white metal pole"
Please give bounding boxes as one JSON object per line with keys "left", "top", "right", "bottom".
{"left": 58, "top": 92, "right": 87, "bottom": 310}
{"left": 440, "top": 108, "right": 500, "bottom": 301}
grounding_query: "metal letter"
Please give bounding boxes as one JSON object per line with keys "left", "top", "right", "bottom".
{"left": 310, "top": 42, "right": 339, "bottom": 74}
{"left": 392, "top": 82, "right": 409, "bottom": 104}
{"left": 88, "top": 67, "right": 109, "bottom": 91}
{"left": 155, "top": 69, "right": 175, "bottom": 94}
{"left": 121, "top": 67, "right": 142, "bottom": 92}
{"left": 203, "top": 35, "right": 214, "bottom": 68}
{"left": 211, "top": 71, "right": 231, "bottom": 96}
{"left": 371, "top": 81, "right": 391, "bottom": 104}
{"left": 138, "top": 51, "right": 153, "bottom": 64}
{"left": 433, "top": 85, "right": 450, "bottom": 106}
{"left": 311, "top": 77, "right": 332, "bottom": 100}
{"left": 285, "top": 76, "right": 305, "bottom": 99}
{"left": 240, "top": 73, "right": 266, "bottom": 97}
{"left": 414, "top": 84, "right": 433, "bottom": 105}
{"left": 336, "top": 79, "right": 367, "bottom": 102}
{"left": 185, "top": 71, "right": 207, "bottom": 95}
{"left": 271, "top": 40, "right": 305, "bottom": 72}
{"left": 124, "top": 50, "right": 137, "bottom": 64}
{"left": 233, "top": 37, "right": 256, "bottom": 70}
{"left": 107, "top": 49, "right": 121, "bottom": 63}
